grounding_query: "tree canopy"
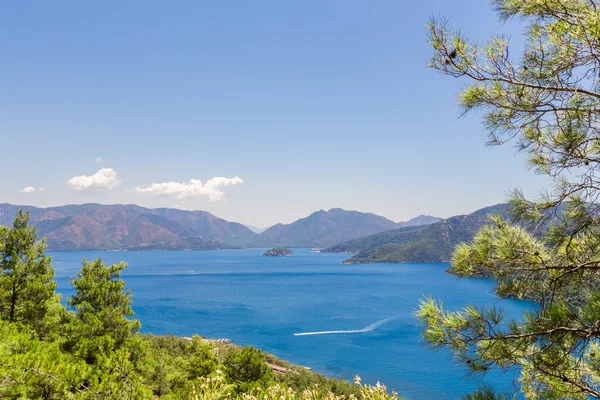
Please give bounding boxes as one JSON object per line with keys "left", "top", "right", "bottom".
{"left": 418, "top": 1, "right": 600, "bottom": 398}
{"left": 66, "top": 259, "right": 141, "bottom": 364}
{"left": 0, "top": 210, "right": 58, "bottom": 336}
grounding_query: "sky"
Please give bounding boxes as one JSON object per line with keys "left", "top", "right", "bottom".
{"left": 0, "top": 1, "right": 550, "bottom": 227}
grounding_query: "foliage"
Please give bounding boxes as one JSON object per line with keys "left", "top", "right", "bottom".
{"left": 65, "top": 259, "right": 141, "bottom": 365}
{"left": 462, "top": 386, "right": 513, "bottom": 400}
{"left": 419, "top": 1, "right": 600, "bottom": 398}
{"left": 187, "top": 335, "right": 221, "bottom": 379}
{"left": 0, "top": 210, "right": 59, "bottom": 336}
{"left": 224, "top": 346, "right": 274, "bottom": 393}
{"left": 0, "top": 320, "right": 91, "bottom": 399}
{"left": 182, "top": 372, "right": 400, "bottom": 400}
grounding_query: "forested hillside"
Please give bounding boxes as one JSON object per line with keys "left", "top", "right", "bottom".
{"left": 332, "top": 204, "right": 508, "bottom": 263}
{"left": 323, "top": 224, "right": 430, "bottom": 255}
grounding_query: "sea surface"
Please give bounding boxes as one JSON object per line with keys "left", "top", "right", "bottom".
{"left": 50, "top": 248, "right": 531, "bottom": 400}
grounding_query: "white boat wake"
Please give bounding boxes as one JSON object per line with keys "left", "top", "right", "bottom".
{"left": 293, "top": 317, "right": 395, "bottom": 336}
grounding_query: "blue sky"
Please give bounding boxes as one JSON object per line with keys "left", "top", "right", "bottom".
{"left": 0, "top": 1, "right": 548, "bottom": 227}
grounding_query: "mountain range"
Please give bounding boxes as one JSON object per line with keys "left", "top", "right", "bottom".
{"left": 0, "top": 203, "right": 252, "bottom": 251}
{"left": 0, "top": 203, "right": 439, "bottom": 251}
{"left": 324, "top": 204, "right": 509, "bottom": 263}
{"left": 255, "top": 209, "right": 440, "bottom": 248}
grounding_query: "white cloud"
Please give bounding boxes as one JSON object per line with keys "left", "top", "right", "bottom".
{"left": 39, "top": 188, "right": 45, "bottom": 192}
{"left": 20, "top": 186, "right": 36, "bottom": 194}
{"left": 95, "top": 157, "right": 104, "bottom": 163}
{"left": 135, "top": 176, "right": 243, "bottom": 201}
{"left": 67, "top": 168, "right": 121, "bottom": 191}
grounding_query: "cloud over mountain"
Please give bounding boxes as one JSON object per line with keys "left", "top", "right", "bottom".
{"left": 67, "top": 168, "right": 121, "bottom": 191}
{"left": 134, "top": 177, "right": 243, "bottom": 201}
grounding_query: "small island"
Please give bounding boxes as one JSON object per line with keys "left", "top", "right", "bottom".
{"left": 262, "top": 247, "right": 294, "bottom": 256}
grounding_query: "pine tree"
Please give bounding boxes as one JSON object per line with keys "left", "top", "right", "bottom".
{"left": 66, "top": 259, "right": 141, "bottom": 364}
{"left": 0, "top": 210, "right": 58, "bottom": 334}
{"left": 418, "top": 1, "right": 600, "bottom": 398}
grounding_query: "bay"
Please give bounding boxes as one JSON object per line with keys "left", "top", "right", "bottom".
{"left": 50, "top": 248, "right": 530, "bottom": 400}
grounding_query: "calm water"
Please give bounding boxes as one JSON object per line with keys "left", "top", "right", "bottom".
{"left": 50, "top": 248, "right": 529, "bottom": 400}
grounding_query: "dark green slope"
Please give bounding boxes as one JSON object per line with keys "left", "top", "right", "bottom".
{"left": 322, "top": 224, "right": 430, "bottom": 255}
{"left": 341, "top": 204, "right": 509, "bottom": 264}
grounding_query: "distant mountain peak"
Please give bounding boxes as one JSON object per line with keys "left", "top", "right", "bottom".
{"left": 245, "top": 224, "right": 268, "bottom": 234}
{"left": 256, "top": 208, "right": 400, "bottom": 248}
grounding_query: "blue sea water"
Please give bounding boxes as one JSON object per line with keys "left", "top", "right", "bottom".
{"left": 50, "top": 248, "right": 530, "bottom": 400}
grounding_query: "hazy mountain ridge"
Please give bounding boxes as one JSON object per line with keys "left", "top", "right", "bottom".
{"left": 142, "top": 207, "right": 257, "bottom": 245}
{"left": 0, "top": 203, "right": 253, "bottom": 251}
{"left": 254, "top": 208, "right": 436, "bottom": 248}
{"left": 396, "top": 214, "right": 441, "bottom": 227}
{"left": 0, "top": 203, "right": 436, "bottom": 251}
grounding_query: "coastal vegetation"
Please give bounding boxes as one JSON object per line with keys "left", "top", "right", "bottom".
{"left": 0, "top": 210, "right": 400, "bottom": 399}
{"left": 323, "top": 224, "right": 429, "bottom": 256}
{"left": 417, "top": 1, "right": 600, "bottom": 398}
